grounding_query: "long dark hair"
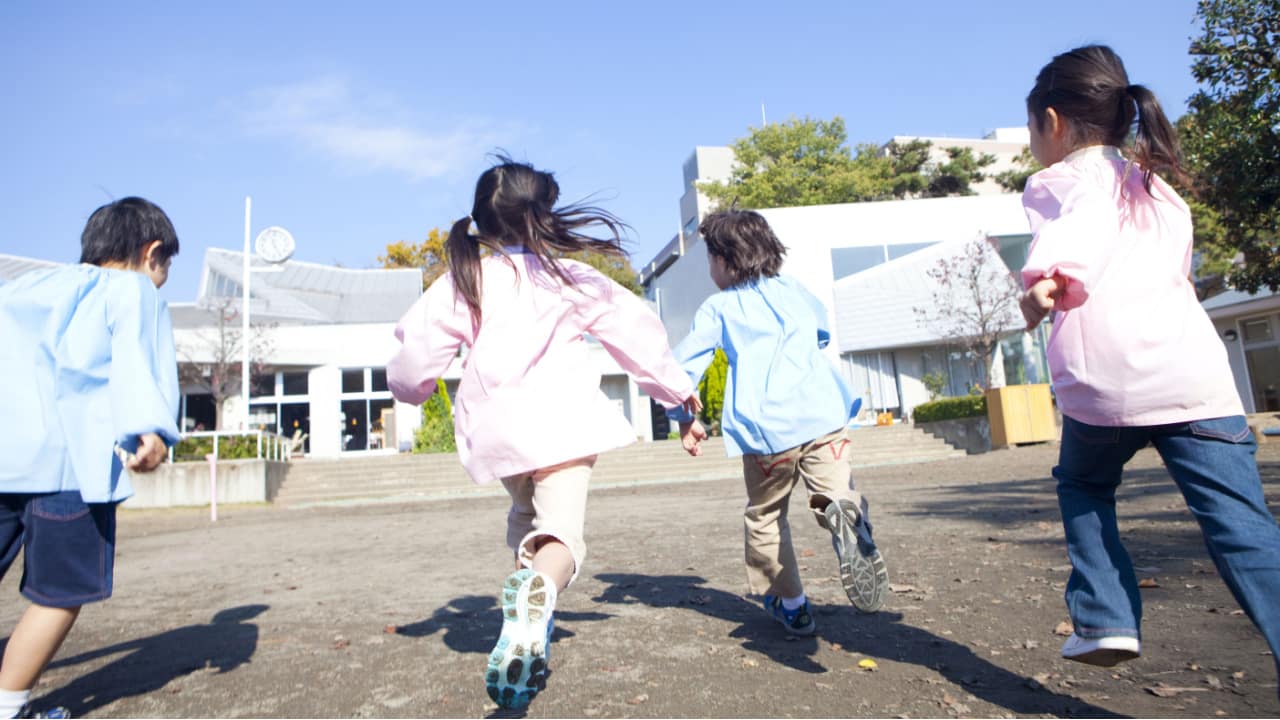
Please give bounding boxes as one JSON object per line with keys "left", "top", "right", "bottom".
{"left": 446, "top": 156, "right": 628, "bottom": 323}
{"left": 1026, "top": 44, "right": 1185, "bottom": 193}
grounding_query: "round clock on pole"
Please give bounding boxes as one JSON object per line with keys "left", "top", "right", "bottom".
{"left": 255, "top": 226, "right": 296, "bottom": 264}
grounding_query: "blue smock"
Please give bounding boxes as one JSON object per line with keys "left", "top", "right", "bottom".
{"left": 0, "top": 265, "right": 180, "bottom": 502}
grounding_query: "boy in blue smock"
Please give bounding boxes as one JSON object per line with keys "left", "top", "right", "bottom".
{"left": 0, "top": 197, "right": 181, "bottom": 719}
{"left": 670, "top": 208, "right": 889, "bottom": 635}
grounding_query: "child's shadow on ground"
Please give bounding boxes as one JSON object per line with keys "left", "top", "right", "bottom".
{"left": 394, "top": 594, "right": 612, "bottom": 654}
{"left": 593, "top": 574, "right": 1122, "bottom": 718}
{"left": 29, "top": 604, "right": 268, "bottom": 717}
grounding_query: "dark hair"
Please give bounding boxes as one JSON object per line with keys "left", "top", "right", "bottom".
{"left": 446, "top": 156, "right": 628, "bottom": 323}
{"left": 1026, "top": 44, "right": 1184, "bottom": 193}
{"left": 698, "top": 208, "right": 786, "bottom": 286}
{"left": 80, "top": 196, "right": 179, "bottom": 266}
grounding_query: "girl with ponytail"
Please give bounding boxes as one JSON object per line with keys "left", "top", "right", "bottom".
{"left": 1019, "top": 45, "right": 1280, "bottom": 686}
{"left": 387, "top": 157, "right": 700, "bottom": 710}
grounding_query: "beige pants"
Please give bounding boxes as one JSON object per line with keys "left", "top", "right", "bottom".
{"left": 501, "top": 456, "right": 596, "bottom": 587}
{"left": 742, "top": 428, "right": 866, "bottom": 598}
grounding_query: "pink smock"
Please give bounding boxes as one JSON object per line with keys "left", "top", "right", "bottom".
{"left": 388, "top": 251, "right": 694, "bottom": 483}
{"left": 1021, "top": 145, "right": 1243, "bottom": 426}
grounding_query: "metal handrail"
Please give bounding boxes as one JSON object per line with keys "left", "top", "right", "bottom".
{"left": 168, "top": 429, "right": 293, "bottom": 463}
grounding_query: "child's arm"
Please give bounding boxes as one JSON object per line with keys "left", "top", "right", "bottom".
{"left": 1020, "top": 170, "right": 1118, "bottom": 312}
{"left": 580, "top": 273, "right": 698, "bottom": 410}
{"left": 387, "top": 279, "right": 466, "bottom": 405}
{"left": 1021, "top": 275, "right": 1068, "bottom": 330}
{"left": 108, "top": 275, "right": 181, "bottom": 466}
{"left": 663, "top": 302, "right": 723, "bottom": 425}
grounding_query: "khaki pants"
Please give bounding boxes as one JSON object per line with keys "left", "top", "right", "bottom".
{"left": 742, "top": 428, "right": 866, "bottom": 598}
{"left": 501, "top": 456, "right": 596, "bottom": 587}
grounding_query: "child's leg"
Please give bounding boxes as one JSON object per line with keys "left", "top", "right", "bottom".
{"left": 742, "top": 450, "right": 804, "bottom": 599}
{"left": 1152, "top": 417, "right": 1280, "bottom": 681}
{"left": 0, "top": 605, "right": 80, "bottom": 691}
{"left": 1054, "top": 417, "right": 1150, "bottom": 642}
{"left": 518, "top": 456, "right": 595, "bottom": 592}
{"left": 796, "top": 428, "right": 887, "bottom": 612}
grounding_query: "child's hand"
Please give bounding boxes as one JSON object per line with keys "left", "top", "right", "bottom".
{"left": 1021, "top": 276, "right": 1064, "bottom": 330}
{"left": 682, "top": 394, "right": 703, "bottom": 417}
{"left": 679, "top": 420, "right": 707, "bottom": 457}
{"left": 127, "top": 433, "right": 168, "bottom": 473}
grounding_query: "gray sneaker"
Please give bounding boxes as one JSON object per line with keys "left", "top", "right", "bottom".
{"left": 824, "top": 498, "right": 888, "bottom": 613}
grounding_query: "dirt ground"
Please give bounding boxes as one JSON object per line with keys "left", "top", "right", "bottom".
{"left": 3, "top": 441, "right": 1279, "bottom": 718}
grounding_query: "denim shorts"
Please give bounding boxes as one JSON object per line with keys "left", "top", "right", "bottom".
{"left": 0, "top": 491, "right": 117, "bottom": 608}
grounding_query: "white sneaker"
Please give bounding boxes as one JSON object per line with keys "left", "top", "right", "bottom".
{"left": 1061, "top": 632, "right": 1140, "bottom": 666}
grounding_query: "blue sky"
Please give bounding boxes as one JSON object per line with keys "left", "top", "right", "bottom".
{"left": 2, "top": 1, "right": 1204, "bottom": 301}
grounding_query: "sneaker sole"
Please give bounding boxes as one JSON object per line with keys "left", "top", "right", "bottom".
{"left": 828, "top": 501, "right": 889, "bottom": 613}
{"left": 485, "top": 569, "right": 552, "bottom": 709}
{"left": 1063, "top": 647, "right": 1140, "bottom": 667}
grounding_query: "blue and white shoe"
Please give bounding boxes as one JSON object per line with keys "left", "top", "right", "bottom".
{"left": 824, "top": 498, "right": 888, "bottom": 613}
{"left": 763, "top": 594, "right": 816, "bottom": 635}
{"left": 485, "top": 569, "right": 556, "bottom": 710}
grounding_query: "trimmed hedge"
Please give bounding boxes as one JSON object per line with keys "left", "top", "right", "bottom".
{"left": 172, "top": 434, "right": 262, "bottom": 462}
{"left": 912, "top": 395, "right": 987, "bottom": 423}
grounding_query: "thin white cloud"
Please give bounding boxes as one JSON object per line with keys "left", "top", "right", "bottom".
{"left": 243, "top": 77, "right": 516, "bottom": 180}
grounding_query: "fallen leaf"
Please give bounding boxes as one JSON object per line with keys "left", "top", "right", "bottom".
{"left": 1049, "top": 565, "right": 1073, "bottom": 572}
{"left": 1231, "top": 671, "right": 1246, "bottom": 680}
{"left": 626, "top": 693, "right": 648, "bottom": 705}
{"left": 1230, "top": 610, "right": 1244, "bottom": 616}
{"left": 1205, "top": 675, "right": 1222, "bottom": 690}
{"left": 383, "top": 625, "right": 398, "bottom": 634}
{"left": 890, "top": 583, "right": 919, "bottom": 593}
{"left": 742, "top": 658, "right": 758, "bottom": 668}
{"left": 1138, "top": 578, "right": 1160, "bottom": 588}
{"left": 1053, "top": 621, "right": 1073, "bottom": 637}
{"left": 1024, "top": 640, "right": 1040, "bottom": 650}
{"left": 333, "top": 638, "right": 350, "bottom": 650}
{"left": 800, "top": 548, "right": 816, "bottom": 558}
{"left": 858, "top": 659, "right": 878, "bottom": 671}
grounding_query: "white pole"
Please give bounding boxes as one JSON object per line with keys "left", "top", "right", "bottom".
{"left": 761, "top": 103, "right": 767, "bottom": 126}
{"left": 241, "top": 196, "right": 251, "bottom": 431}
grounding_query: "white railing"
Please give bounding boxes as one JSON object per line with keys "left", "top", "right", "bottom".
{"left": 169, "top": 429, "right": 293, "bottom": 463}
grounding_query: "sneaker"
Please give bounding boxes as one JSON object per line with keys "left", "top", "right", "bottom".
{"left": 1060, "top": 632, "right": 1140, "bottom": 667}
{"left": 485, "top": 569, "right": 555, "bottom": 710}
{"left": 16, "top": 705, "right": 71, "bottom": 719}
{"left": 764, "top": 594, "right": 816, "bottom": 635}
{"left": 824, "top": 498, "right": 888, "bottom": 613}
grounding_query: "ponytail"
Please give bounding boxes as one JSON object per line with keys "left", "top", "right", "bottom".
{"left": 446, "top": 215, "right": 484, "bottom": 325}
{"left": 1125, "top": 84, "right": 1186, "bottom": 193}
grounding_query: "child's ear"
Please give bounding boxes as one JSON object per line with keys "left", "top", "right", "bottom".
{"left": 142, "top": 240, "right": 165, "bottom": 268}
{"left": 1045, "top": 107, "right": 1067, "bottom": 141}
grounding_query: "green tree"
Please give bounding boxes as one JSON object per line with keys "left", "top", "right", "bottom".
{"left": 923, "top": 146, "right": 998, "bottom": 197}
{"left": 1179, "top": 0, "right": 1280, "bottom": 293}
{"left": 994, "top": 147, "right": 1044, "bottom": 194}
{"left": 413, "top": 379, "right": 456, "bottom": 454}
{"left": 380, "top": 228, "right": 642, "bottom": 296}
{"left": 699, "top": 117, "right": 998, "bottom": 210}
{"left": 698, "top": 349, "right": 728, "bottom": 434}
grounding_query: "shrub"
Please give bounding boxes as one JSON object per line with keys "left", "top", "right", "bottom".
{"left": 912, "top": 395, "right": 987, "bottom": 423}
{"left": 922, "top": 372, "right": 947, "bottom": 401}
{"left": 414, "top": 379, "right": 457, "bottom": 454}
{"left": 172, "top": 434, "right": 263, "bottom": 461}
{"left": 698, "top": 349, "right": 727, "bottom": 433}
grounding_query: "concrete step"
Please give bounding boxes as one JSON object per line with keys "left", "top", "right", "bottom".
{"left": 275, "top": 425, "right": 963, "bottom": 507}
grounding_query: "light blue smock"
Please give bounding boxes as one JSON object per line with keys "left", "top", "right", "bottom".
{"left": 667, "top": 274, "right": 858, "bottom": 456}
{"left": 0, "top": 265, "right": 181, "bottom": 502}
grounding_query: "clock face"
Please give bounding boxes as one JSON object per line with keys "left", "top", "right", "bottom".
{"left": 255, "top": 226, "right": 295, "bottom": 263}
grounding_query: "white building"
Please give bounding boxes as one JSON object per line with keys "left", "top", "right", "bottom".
{"left": 1204, "top": 288, "right": 1280, "bottom": 414}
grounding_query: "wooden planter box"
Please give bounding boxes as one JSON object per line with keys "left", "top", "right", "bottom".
{"left": 986, "top": 384, "right": 1058, "bottom": 448}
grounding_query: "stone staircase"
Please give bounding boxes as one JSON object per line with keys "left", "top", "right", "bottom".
{"left": 274, "top": 423, "right": 963, "bottom": 509}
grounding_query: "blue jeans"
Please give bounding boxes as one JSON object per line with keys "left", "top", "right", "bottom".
{"left": 1055, "top": 415, "right": 1280, "bottom": 673}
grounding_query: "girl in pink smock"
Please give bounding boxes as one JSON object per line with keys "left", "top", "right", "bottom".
{"left": 387, "top": 158, "right": 699, "bottom": 710}
{"left": 1020, "top": 45, "right": 1280, "bottom": 686}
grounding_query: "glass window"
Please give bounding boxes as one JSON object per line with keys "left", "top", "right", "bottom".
{"left": 830, "top": 246, "right": 889, "bottom": 280}
{"left": 1245, "top": 346, "right": 1280, "bottom": 412}
{"left": 282, "top": 371, "right": 309, "bottom": 396}
{"left": 341, "top": 399, "right": 369, "bottom": 451}
{"left": 1242, "top": 318, "right": 1274, "bottom": 344}
{"left": 370, "top": 368, "right": 388, "bottom": 392}
{"left": 342, "top": 369, "right": 365, "bottom": 394}
{"left": 886, "top": 242, "right": 937, "bottom": 261}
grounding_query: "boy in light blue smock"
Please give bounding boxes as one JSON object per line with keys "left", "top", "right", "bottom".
{"left": 0, "top": 197, "right": 181, "bottom": 719}
{"left": 670, "top": 208, "right": 889, "bottom": 636}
